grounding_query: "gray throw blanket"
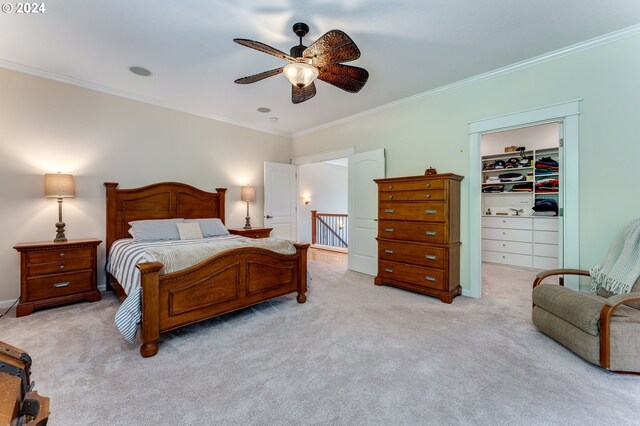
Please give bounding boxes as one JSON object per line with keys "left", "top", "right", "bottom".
{"left": 590, "top": 218, "right": 640, "bottom": 295}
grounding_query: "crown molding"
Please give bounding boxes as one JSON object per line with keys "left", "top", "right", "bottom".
{"left": 0, "top": 59, "right": 291, "bottom": 138}
{"left": 292, "top": 24, "right": 640, "bottom": 138}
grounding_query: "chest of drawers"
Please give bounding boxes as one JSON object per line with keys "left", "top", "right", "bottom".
{"left": 374, "top": 174, "right": 463, "bottom": 303}
{"left": 13, "top": 239, "right": 102, "bottom": 317}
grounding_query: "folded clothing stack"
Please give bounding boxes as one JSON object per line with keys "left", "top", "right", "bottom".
{"left": 482, "top": 185, "right": 504, "bottom": 193}
{"left": 535, "top": 157, "right": 558, "bottom": 176}
{"left": 511, "top": 182, "right": 533, "bottom": 192}
{"left": 485, "top": 176, "right": 501, "bottom": 183}
{"left": 535, "top": 178, "right": 559, "bottom": 193}
{"left": 532, "top": 198, "right": 558, "bottom": 216}
{"left": 499, "top": 172, "right": 525, "bottom": 182}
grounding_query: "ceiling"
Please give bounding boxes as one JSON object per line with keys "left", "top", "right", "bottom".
{"left": 1, "top": 1, "right": 639, "bottom": 136}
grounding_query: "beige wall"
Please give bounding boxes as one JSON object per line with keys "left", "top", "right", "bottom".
{"left": 292, "top": 33, "right": 640, "bottom": 293}
{"left": 0, "top": 68, "right": 291, "bottom": 302}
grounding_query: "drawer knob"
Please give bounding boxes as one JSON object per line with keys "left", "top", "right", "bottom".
{"left": 425, "top": 209, "right": 437, "bottom": 214}
{"left": 385, "top": 268, "right": 393, "bottom": 273}
{"left": 384, "top": 209, "right": 394, "bottom": 213}
{"left": 388, "top": 185, "right": 393, "bottom": 189}
{"left": 384, "top": 228, "right": 395, "bottom": 232}
{"left": 59, "top": 265, "right": 65, "bottom": 270}
{"left": 425, "top": 231, "right": 437, "bottom": 236}
{"left": 425, "top": 194, "right": 431, "bottom": 198}
{"left": 388, "top": 195, "right": 394, "bottom": 199}
{"left": 425, "top": 276, "right": 436, "bottom": 282}
{"left": 53, "top": 282, "right": 70, "bottom": 288}
{"left": 384, "top": 249, "right": 394, "bottom": 254}
{"left": 425, "top": 255, "right": 437, "bottom": 260}
{"left": 59, "top": 252, "right": 65, "bottom": 257}
{"left": 426, "top": 183, "right": 431, "bottom": 188}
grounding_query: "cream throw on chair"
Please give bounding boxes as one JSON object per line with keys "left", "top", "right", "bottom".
{"left": 590, "top": 218, "right": 640, "bottom": 295}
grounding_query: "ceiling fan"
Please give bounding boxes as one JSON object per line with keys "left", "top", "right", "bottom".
{"left": 233, "top": 22, "right": 369, "bottom": 104}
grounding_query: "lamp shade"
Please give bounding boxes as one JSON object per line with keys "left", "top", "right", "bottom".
{"left": 240, "top": 185, "right": 256, "bottom": 202}
{"left": 283, "top": 62, "right": 319, "bottom": 88}
{"left": 44, "top": 173, "right": 75, "bottom": 198}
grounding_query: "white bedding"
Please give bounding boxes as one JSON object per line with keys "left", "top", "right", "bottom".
{"left": 107, "top": 235, "right": 302, "bottom": 342}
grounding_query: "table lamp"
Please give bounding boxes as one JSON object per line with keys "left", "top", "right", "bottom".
{"left": 45, "top": 173, "right": 75, "bottom": 242}
{"left": 241, "top": 185, "right": 256, "bottom": 229}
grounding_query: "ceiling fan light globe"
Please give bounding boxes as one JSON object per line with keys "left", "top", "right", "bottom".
{"left": 283, "top": 62, "right": 318, "bottom": 88}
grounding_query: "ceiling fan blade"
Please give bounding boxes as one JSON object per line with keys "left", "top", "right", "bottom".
{"left": 317, "top": 64, "right": 369, "bottom": 93}
{"left": 233, "top": 38, "right": 295, "bottom": 62}
{"left": 292, "top": 82, "right": 316, "bottom": 104}
{"left": 303, "top": 30, "right": 361, "bottom": 66}
{"left": 234, "top": 67, "right": 283, "bottom": 84}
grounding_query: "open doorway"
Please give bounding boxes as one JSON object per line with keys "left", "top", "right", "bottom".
{"left": 297, "top": 158, "right": 348, "bottom": 267}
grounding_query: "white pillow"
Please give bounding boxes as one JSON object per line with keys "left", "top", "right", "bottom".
{"left": 128, "top": 218, "right": 183, "bottom": 241}
{"left": 184, "top": 218, "right": 229, "bottom": 237}
{"left": 177, "top": 222, "right": 203, "bottom": 240}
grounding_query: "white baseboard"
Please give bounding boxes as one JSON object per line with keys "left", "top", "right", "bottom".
{"left": 0, "top": 298, "right": 19, "bottom": 309}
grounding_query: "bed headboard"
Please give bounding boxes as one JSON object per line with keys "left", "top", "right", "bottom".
{"left": 104, "top": 182, "right": 227, "bottom": 253}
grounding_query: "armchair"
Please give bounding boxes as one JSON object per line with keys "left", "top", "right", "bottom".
{"left": 532, "top": 269, "right": 640, "bottom": 373}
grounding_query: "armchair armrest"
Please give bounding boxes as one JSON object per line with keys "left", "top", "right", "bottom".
{"left": 599, "top": 292, "right": 640, "bottom": 370}
{"left": 532, "top": 268, "right": 590, "bottom": 289}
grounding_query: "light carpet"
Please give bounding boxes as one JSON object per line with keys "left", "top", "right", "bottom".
{"left": 2, "top": 261, "right": 639, "bottom": 425}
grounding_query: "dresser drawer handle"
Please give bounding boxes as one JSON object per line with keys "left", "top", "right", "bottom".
{"left": 59, "top": 265, "right": 65, "bottom": 270}
{"left": 53, "top": 282, "right": 70, "bottom": 288}
{"left": 425, "top": 276, "right": 436, "bottom": 282}
{"left": 426, "top": 183, "right": 431, "bottom": 188}
{"left": 384, "top": 228, "right": 395, "bottom": 232}
{"left": 59, "top": 252, "right": 65, "bottom": 257}
{"left": 425, "top": 255, "right": 437, "bottom": 260}
{"left": 385, "top": 268, "right": 393, "bottom": 273}
{"left": 384, "top": 209, "right": 394, "bottom": 213}
{"left": 425, "top": 194, "right": 431, "bottom": 198}
{"left": 388, "top": 185, "right": 393, "bottom": 189}
{"left": 425, "top": 231, "right": 437, "bottom": 236}
{"left": 384, "top": 249, "right": 394, "bottom": 254}
{"left": 387, "top": 195, "right": 394, "bottom": 199}
{"left": 425, "top": 209, "right": 437, "bottom": 214}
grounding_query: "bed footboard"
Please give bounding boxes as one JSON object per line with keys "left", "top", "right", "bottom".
{"left": 136, "top": 243, "right": 309, "bottom": 358}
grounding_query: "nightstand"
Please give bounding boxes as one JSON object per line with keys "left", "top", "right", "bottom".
{"left": 13, "top": 238, "right": 102, "bottom": 317}
{"left": 228, "top": 228, "right": 272, "bottom": 239}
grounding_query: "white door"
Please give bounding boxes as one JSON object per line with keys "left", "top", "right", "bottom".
{"left": 264, "top": 161, "right": 297, "bottom": 240}
{"left": 348, "top": 149, "right": 385, "bottom": 275}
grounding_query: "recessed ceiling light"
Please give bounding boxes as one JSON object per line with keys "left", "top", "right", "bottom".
{"left": 129, "top": 66, "right": 152, "bottom": 77}
{"left": 257, "top": 107, "right": 271, "bottom": 113}
{"left": 269, "top": 117, "right": 278, "bottom": 122}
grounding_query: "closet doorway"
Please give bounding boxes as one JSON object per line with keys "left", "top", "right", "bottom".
{"left": 480, "top": 123, "right": 562, "bottom": 287}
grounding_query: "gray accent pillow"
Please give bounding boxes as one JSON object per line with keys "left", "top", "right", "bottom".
{"left": 184, "top": 218, "right": 229, "bottom": 237}
{"left": 128, "top": 218, "right": 183, "bottom": 241}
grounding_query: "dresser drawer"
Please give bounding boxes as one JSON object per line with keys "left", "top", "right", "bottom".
{"left": 379, "top": 260, "right": 446, "bottom": 290}
{"left": 482, "top": 239, "right": 532, "bottom": 255}
{"left": 379, "top": 220, "right": 446, "bottom": 244}
{"left": 381, "top": 190, "right": 445, "bottom": 202}
{"left": 534, "top": 243, "right": 558, "bottom": 258}
{"left": 534, "top": 230, "right": 558, "bottom": 244}
{"left": 533, "top": 218, "right": 558, "bottom": 231}
{"left": 28, "top": 258, "right": 93, "bottom": 275}
{"left": 27, "top": 271, "right": 94, "bottom": 301}
{"left": 482, "top": 228, "right": 533, "bottom": 242}
{"left": 27, "top": 247, "right": 92, "bottom": 264}
{"left": 482, "top": 216, "right": 532, "bottom": 230}
{"left": 378, "top": 241, "right": 446, "bottom": 269}
{"left": 379, "top": 179, "right": 445, "bottom": 192}
{"left": 533, "top": 256, "right": 558, "bottom": 270}
{"left": 379, "top": 202, "right": 446, "bottom": 222}
{"left": 482, "top": 250, "right": 532, "bottom": 268}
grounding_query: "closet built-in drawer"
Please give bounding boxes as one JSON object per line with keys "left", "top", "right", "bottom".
{"left": 534, "top": 230, "right": 558, "bottom": 244}
{"left": 533, "top": 256, "right": 558, "bottom": 270}
{"left": 381, "top": 190, "right": 445, "bottom": 202}
{"left": 534, "top": 243, "right": 558, "bottom": 258}
{"left": 378, "top": 241, "right": 446, "bottom": 269}
{"left": 533, "top": 218, "right": 558, "bottom": 231}
{"left": 378, "top": 220, "right": 446, "bottom": 244}
{"left": 482, "top": 250, "right": 532, "bottom": 268}
{"left": 482, "top": 228, "right": 532, "bottom": 243}
{"left": 378, "top": 260, "right": 446, "bottom": 290}
{"left": 379, "top": 179, "right": 445, "bottom": 192}
{"left": 482, "top": 216, "right": 532, "bottom": 230}
{"left": 482, "top": 239, "right": 532, "bottom": 255}
{"left": 379, "top": 202, "right": 446, "bottom": 222}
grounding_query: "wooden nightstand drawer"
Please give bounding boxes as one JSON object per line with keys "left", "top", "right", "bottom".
{"left": 27, "top": 247, "right": 92, "bottom": 264}
{"left": 228, "top": 228, "right": 272, "bottom": 239}
{"left": 27, "top": 258, "right": 93, "bottom": 275}
{"left": 27, "top": 271, "right": 94, "bottom": 301}
{"left": 378, "top": 260, "right": 446, "bottom": 291}
{"left": 379, "top": 201, "right": 446, "bottom": 222}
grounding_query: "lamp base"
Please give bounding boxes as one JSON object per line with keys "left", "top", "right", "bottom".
{"left": 243, "top": 216, "right": 252, "bottom": 230}
{"left": 54, "top": 221, "right": 67, "bottom": 243}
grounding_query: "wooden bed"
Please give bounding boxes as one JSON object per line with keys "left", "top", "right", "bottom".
{"left": 104, "top": 182, "right": 308, "bottom": 358}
